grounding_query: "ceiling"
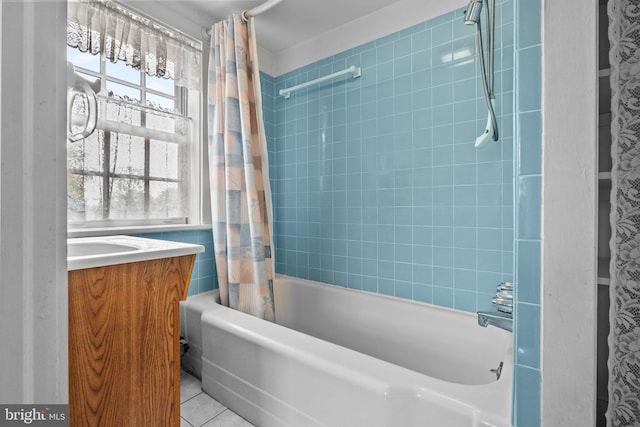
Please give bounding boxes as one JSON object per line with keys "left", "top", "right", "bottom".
{"left": 137, "top": 0, "right": 401, "bottom": 53}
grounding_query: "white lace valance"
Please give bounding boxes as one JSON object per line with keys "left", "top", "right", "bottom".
{"left": 67, "top": 0, "right": 201, "bottom": 90}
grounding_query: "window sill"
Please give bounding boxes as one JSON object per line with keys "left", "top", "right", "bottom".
{"left": 68, "top": 223, "right": 212, "bottom": 239}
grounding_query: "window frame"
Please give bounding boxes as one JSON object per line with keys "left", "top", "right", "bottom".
{"left": 67, "top": 48, "right": 202, "bottom": 230}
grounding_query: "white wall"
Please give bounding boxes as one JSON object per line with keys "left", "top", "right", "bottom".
{"left": 542, "top": 0, "right": 598, "bottom": 425}
{"left": 274, "top": 0, "right": 467, "bottom": 76}
{"left": 122, "top": 0, "right": 468, "bottom": 78}
{"left": 0, "top": 0, "right": 68, "bottom": 403}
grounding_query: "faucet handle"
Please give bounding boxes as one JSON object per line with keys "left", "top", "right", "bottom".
{"left": 492, "top": 281, "right": 513, "bottom": 314}
{"left": 492, "top": 297, "right": 513, "bottom": 314}
{"left": 495, "top": 292, "right": 512, "bottom": 302}
{"left": 496, "top": 281, "right": 513, "bottom": 293}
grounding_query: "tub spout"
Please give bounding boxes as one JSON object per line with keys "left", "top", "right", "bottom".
{"left": 477, "top": 311, "right": 512, "bottom": 332}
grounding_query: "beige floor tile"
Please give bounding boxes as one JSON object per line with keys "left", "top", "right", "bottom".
{"left": 202, "top": 409, "right": 254, "bottom": 427}
{"left": 181, "top": 392, "right": 226, "bottom": 427}
{"left": 181, "top": 370, "right": 202, "bottom": 403}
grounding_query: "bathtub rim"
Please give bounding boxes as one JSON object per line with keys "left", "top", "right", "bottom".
{"left": 273, "top": 273, "right": 513, "bottom": 386}
{"left": 201, "top": 297, "right": 513, "bottom": 427}
{"left": 196, "top": 274, "right": 513, "bottom": 426}
{"left": 274, "top": 273, "right": 509, "bottom": 326}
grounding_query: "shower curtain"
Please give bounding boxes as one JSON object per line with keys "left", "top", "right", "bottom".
{"left": 208, "top": 14, "right": 275, "bottom": 321}
{"left": 607, "top": 1, "right": 640, "bottom": 425}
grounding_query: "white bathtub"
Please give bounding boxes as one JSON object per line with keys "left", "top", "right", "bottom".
{"left": 194, "top": 275, "right": 512, "bottom": 427}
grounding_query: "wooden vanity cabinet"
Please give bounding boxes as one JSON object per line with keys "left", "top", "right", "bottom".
{"left": 68, "top": 255, "right": 196, "bottom": 427}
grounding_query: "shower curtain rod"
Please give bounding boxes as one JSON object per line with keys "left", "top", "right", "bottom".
{"left": 241, "top": 0, "right": 284, "bottom": 21}
{"left": 204, "top": 0, "right": 284, "bottom": 37}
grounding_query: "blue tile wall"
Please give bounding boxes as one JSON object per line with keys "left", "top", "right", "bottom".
{"left": 268, "top": 1, "right": 515, "bottom": 314}
{"left": 135, "top": 229, "right": 217, "bottom": 297}
{"left": 261, "top": 72, "right": 277, "bottom": 162}
{"left": 514, "top": 0, "right": 542, "bottom": 424}
{"left": 514, "top": 365, "right": 542, "bottom": 427}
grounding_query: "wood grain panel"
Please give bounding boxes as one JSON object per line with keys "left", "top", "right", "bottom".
{"left": 69, "top": 255, "right": 196, "bottom": 427}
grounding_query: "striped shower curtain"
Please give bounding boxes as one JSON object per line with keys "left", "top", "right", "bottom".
{"left": 208, "top": 14, "right": 275, "bottom": 321}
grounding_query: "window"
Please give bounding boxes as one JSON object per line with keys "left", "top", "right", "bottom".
{"left": 66, "top": 2, "right": 202, "bottom": 228}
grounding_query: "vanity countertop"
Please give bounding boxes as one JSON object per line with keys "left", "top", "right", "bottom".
{"left": 67, "top": 235, "right": 204, "bottom": 270}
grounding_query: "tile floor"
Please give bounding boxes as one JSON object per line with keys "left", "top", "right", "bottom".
{"left": 180, "top": 370, "right": 254, "bottom": 427}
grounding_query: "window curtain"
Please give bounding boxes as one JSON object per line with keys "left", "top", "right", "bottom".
{"left": 607, "top": 1, "right": 640, "bottom": 425}
{"left": 207, "top": 15, "right": 275, "bottom": 320}
{"left": 67, "top": 0, "right": 201, "bottom": 90}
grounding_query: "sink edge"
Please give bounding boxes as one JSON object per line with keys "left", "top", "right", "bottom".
{"left": 68, "top": 235, "right": 205, "bottom": 271}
